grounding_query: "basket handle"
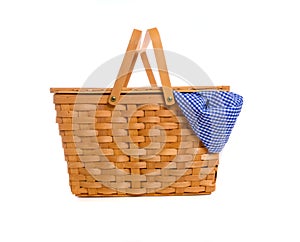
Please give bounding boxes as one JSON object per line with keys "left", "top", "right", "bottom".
{"left": 122, "top": 30, "right": 158, "bottom": 88}
{"left": 109, "top": 28, "right": 175, "bottom": 106}
{"left": 141, "top": 28, "right": 174, "bottom": 105}
{"left": 110, "top": 29, "right": 157, "bottom": 101}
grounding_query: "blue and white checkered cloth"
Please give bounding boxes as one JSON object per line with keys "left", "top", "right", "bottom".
{"left": 173, "top": 90, "right": 243, "bottom": 153}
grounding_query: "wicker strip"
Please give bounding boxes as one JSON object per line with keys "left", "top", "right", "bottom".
{"left": 51, "top": 86, "right": 229, "bottom": 197}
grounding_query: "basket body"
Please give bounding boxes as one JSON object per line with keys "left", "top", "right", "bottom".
{"left": 51, "top": 86, "right": 229, "bottom": 197}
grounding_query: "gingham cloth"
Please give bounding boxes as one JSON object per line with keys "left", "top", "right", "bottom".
{"left": 173, "top": 90, "right": 243, "bottom": 153}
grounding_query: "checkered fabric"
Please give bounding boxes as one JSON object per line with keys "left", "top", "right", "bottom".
{"left": 173, "top": 90, "right": 243, "bottom": 153}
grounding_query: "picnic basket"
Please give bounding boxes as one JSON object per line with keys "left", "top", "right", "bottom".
{"left": 50, "top": 28, "right": 230, "bottom": 197}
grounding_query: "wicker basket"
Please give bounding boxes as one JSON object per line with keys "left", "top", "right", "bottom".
{"left": 50, "top": 28, "right": 230, "bottom": 197}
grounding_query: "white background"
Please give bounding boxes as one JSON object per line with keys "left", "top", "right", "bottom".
{"left": 1, "top": 0, "right": 299, "bottom": 241}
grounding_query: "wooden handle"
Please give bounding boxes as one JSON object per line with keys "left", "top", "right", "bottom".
{"left": 123, "top": 32, "right": 158, "bottom": 88}
{"left": 109, "top": 29, "right": 157, "bottom": 105}
{"left": 123, "top": 39, "right": 157, "bottom": 88}
{"left": 113, "top": 29, "right": 141, "bottom": 95}
{"left": 109, "top": 28, "right": 174, "bottom": 106}
{"left": 140, "top": 28, "right": 175, "bottom": 105}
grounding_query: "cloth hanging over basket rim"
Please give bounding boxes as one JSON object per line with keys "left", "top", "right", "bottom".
{"left": 173, "top": 90, "right": 243, "bottom": 153}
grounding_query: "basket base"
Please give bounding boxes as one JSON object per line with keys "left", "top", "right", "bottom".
{"left": 69, "top": 182, "right": 217, "bottom": 197}
{"left": 74, "top": 192, "right": 214, "bottom": 197}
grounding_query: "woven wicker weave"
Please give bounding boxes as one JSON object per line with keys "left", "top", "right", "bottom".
{"left": 50, "top": 28, "right": 230, "bottom": 197}
{"left": 50, "top": 86, "right": 229, "bottom": 196}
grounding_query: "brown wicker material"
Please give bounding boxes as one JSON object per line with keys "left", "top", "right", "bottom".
{"left": 51, "top": 28, "right": 230, "bottom": 197}
{"left": 50, "top": 86, "right": 229, "bottom": 197}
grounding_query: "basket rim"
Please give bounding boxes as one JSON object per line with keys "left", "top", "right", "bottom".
{"left": 50, "top": 86, "right": 230, "bottom": 94}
